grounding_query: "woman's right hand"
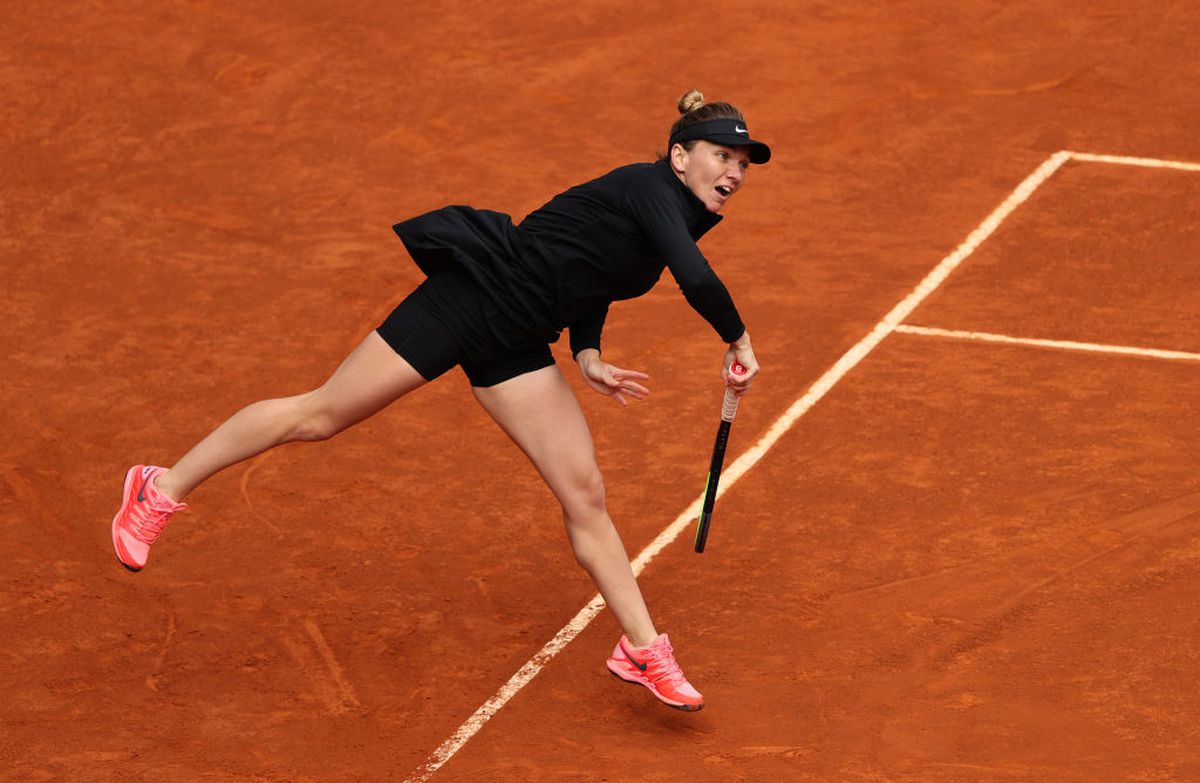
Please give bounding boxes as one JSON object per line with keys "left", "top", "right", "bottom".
{"left": 724, "top": 331, "right": 759, "bottom": 395}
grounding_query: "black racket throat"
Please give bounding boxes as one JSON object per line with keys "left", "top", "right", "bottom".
{"left": 695, "top": 419, "right": 733, "bottom": 553}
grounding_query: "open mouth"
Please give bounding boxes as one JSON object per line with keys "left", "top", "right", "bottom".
{"left": 715, "top": 185, "right": 733, "bottom": 198}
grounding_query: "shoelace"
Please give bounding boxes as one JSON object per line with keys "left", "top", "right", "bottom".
{"left": 641, "top": 641, "right": 687, "bottom": 685}
{"left": 127, "top": 498, "right": 181, "bottom": 544}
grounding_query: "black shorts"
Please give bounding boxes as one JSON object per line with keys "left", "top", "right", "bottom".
{"left": 376, "top": 267, "right": 555, "bottom": 388}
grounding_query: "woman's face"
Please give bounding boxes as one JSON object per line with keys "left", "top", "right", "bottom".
{"left": 670, "top": 140, "right": 751, "bottom": 213}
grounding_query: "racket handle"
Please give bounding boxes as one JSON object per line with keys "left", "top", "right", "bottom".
{"left": 696, "top": 361, "right": 746, "bottom": 553}
{"left": 722, "top": 361, "right": 745, "bottom": 422}
{"left": 721, "top": 387, "right": 739, "bottom": 422}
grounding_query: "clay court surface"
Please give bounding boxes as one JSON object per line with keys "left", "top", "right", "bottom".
{"left": 4, "top": 2, "right": 1200, "bottom": 781}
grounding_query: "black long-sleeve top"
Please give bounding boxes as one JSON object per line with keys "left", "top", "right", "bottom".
{"left": 392, "top": 158, "right": 745, "bottom": 356}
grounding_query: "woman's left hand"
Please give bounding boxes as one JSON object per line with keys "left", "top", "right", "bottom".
{"left": 576, "top": 349, "right": 650, "bottom": 407}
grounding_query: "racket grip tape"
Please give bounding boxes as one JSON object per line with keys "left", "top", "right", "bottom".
{"left": 721, "top": 361, "right": 744, "bottom": 422}
{"left": 721, "top": 387, "right": 740, "bottom": 422}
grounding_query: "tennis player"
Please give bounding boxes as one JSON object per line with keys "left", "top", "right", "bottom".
{"left": 111, "top": 89, "right": 768, "bottom": 712}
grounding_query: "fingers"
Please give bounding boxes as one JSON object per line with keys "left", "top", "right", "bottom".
{"left": 610, "top": 368, "right": 650, "bottom": 381}
{"left": 608, "top": 383, "right": 648, "bottom": 402}
{"left": 723, "top": 359, "right": 758, "bottom": 395}
{"left": 599, "top": 365, "right": 650, "bottom": 403}
{"left": 602, "top": 381, "right": 639, "bottom": 407}
{"left": 580, "top": 363, "right": 650, "bottom": 406}
{"left": 616, "top": 380, "right": 650, "bottom": 397}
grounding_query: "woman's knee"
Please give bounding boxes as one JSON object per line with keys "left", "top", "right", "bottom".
{"left": 284, "top": 393, "right": 345, "bottom": 443}
{"left": 561, "top": 466, "right": 607, "bottom": 520}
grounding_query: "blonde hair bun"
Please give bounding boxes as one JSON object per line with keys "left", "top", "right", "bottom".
{"left": 677, "top": 89, "right": 705, "bottom": 115}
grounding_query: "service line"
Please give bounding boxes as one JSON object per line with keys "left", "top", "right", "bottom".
{"left": 895, "top": 324, "right": 1200, "bottom": 363}
{"left": 1068, "top": 151, "right": 1200, "bottom": 172}
{"left": 403, "top": 150, "right": 1073, "bottom": 782}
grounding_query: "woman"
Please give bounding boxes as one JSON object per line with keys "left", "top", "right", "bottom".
{"left": 111, "top": 89, "right": 769, "bottom": 712}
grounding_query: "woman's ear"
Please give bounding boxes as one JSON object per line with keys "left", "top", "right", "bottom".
{"left": 669, "top": 143, "right": 688, "bottom": 174}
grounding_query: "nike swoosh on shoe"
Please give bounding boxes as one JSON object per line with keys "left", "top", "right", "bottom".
{"left": 622, "top": 642, "right": 648, "bottom": 671}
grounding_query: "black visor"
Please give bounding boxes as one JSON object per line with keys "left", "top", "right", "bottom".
{"left": 668, "top": 118, "right": 771, "bottom": 164}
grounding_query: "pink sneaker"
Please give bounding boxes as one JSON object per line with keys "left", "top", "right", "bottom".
{"left": 111, "top": 465, "right": 186, "bottom": 572}
{"left": 606, "top": 633, "right": 704, "bottom": 711}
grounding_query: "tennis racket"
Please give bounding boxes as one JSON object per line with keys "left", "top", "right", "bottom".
{"left": 694, "top": 362, "right": 744, "bottom": 553}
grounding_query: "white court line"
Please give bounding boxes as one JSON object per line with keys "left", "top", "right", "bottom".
{"left": 1067, "top": 151, "right": 1200, "bottom": 172}
{"left": 895, "top": 324, "right": 1200, "bottom": 363}
{"left": 401, "top": 150, "right": 1075, "bottom": 783}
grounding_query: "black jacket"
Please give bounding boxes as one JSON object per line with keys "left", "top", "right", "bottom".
{"left": 393, "top": 158, "right": 745, "bottom": 355}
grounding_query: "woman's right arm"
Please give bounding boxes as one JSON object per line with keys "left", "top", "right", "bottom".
{"left": 626, "top": 180, "right": 759, "bottom": 391}
{"left": 625, "top": 180, "right": 745, "bottom": 345}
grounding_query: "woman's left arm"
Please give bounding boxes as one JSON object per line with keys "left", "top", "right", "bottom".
{"left": 568, "top": 304, "right": 610, "bottom": 359}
